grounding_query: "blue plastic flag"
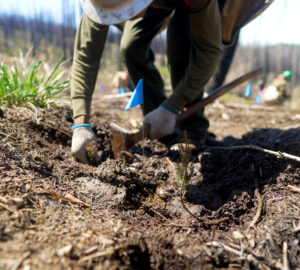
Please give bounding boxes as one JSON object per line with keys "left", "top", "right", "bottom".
{"left": 244, "top": 83, "right": 251, "bottom": 97}
{"left": 99, "top": 85, "right": 103, "bottom": 91}
{"left": 256, "top": 95, "right": 261, "bottom": 104}
{"left": 124, "top": 79, "right": 143, "bottom": 111}
{"left": 119, "top": 87, "right": 125, "bottom": 94}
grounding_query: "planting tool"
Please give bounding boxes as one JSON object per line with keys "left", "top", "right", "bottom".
{"left": 110, "top": 67, "right": 263, "bottom": 158}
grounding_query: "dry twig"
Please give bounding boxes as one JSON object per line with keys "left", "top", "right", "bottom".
{"left": 282, "top": 242, "right": 290, "bottom": 270}
{"left": 78, "top": 249, "right": 116, "bottom": 264}
{"left": 142, "top": 202, "right": 169, "bottom": 223}
{"left": 208, "top": 241, "right": 241, "bottom": 256}
{"left": 287, "top": 185, "right": 300, "bottom": 194}
{"left": 35, "top": 189, "right": 90, "bottom": 208}
{"left": 101, "top": 92, "right": 132, "bottom": 99}
{"left": 208, "top": 144, "right": 300, "bottom": 163}
{"left": 11, "top": 251, "right": 31, "bottom": 270}
{"left": 0, "top": 202, "right": 15, "bottom": 213}
{"left": 0, "top": 131, "right": 17, "bottom": 141}
{"left": 225, "top": 103, "right": 278, "bottom": 112}
{"left": 248, "top": 179, "right": 263, "bottom": 229}
{"left": 42, "top": 122, "right": 72, "bottom": 137}
{"left": 22, "top": 103, "right": 40, "bottom": 124}
{"left": 142, "top": 202, "right": 192, "bottom": 228}
{"left": 292, "top": 222, "right": 300, "bottom": 234}
{"left": 208, "top": 241, "right": 269, "bottom": 270}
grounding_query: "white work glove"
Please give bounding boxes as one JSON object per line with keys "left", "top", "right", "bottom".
{"left": 143, "top": 105, "right": 177, "bottom": 139}
{"left": 71, "top": 126, "right": 99, "bottom": 164}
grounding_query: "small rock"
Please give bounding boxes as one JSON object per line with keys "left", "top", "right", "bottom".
{"left": 129, "top": 119, "right": 138, "bottom": 128}
{"left": 57, "top": 245, "right": 72, "bottom": 257}
{"left": 25, "top": 184, "right": 31, "bottom": 193}
{"left": 84, "top": 246, "right": 98, "bottom": 255}
{"left": 12, "top": 197, "right": 24, "bottom": 208}
{"left": 82, "top": 231, "right": 93, "bottom": 238}
{"left": 212, "top": 100, "right": 226, "bottom": 109}
{"left": 246, "top": 234, "right": 256, "bottom": 248}
{"left": 113, "top": 221, "right": 122, "bottom": 233}
{"left": 232, "top": 231, "right": 244, "bottom": 240}
{"left": 98, "top": 234, "right": 113, "bottom": 247}
{"left": 291, "top": 114, "right": 300, "bottom": 120}
{"left": 221, "top": 113, "right": 230, "bottom": 120}
{"left": 157, "top": 188, "right": 174, "bottom": 201}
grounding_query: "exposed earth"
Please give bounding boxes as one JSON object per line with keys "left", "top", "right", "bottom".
{"left": 0, "top": 87, "right": 300, "bottom": 270}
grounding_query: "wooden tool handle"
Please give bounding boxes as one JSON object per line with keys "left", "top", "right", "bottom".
{"left": 176, "top": 67, "right": 263, "bottom": 123}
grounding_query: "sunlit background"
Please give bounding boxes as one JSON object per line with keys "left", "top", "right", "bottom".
{"left": 0, "top": 0, "right": 299, "bottom": 103}
{"left": 1, "top": 0, "right": 297, "bottom": 45}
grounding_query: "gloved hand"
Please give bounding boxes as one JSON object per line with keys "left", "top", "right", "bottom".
{"left": 71, "top": 126, "right": 99, "bottom": 164}
{"left": 143, "top": 105, "right": 177, "bottom": 139}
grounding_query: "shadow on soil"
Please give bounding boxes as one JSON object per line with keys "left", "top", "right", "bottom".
{"left": 186, "top": 128, "right": 300, "bottom": 213}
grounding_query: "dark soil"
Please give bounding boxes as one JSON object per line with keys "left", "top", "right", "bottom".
{"left": 0, "top": 91, "right": 299, "bottom": 270}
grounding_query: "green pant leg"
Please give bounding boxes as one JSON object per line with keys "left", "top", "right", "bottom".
{"left": 120, "top": 7, "right": 172, "bottom": 115}
{"left": 167, "top": 3, "right": 209, "bottom": 141}
{"left": 71, "top": 13, "right": 109, "bottom": 118}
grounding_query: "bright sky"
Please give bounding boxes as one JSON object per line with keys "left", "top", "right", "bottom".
{"left": 240, "top": 0, "right": 298, "bottom": 45}
{"left": 0, "top": 0, "right": 81, "bottom": 25}
{"left": 0, "top": 0, "right": 298, "bottom": 45}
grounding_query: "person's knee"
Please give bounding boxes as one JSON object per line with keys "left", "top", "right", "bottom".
{"left": 120, "top": 37, "right": 140, "bottom": 64}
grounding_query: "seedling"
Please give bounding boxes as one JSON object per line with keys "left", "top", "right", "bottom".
{"left": 176, "top": 132, "right": 191, "bottom": 189}
{"left": 176, "top": 131, "right": 200, "bottom": 220}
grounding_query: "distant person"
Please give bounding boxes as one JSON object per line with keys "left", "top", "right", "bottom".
{"left": 112, "top": 70, "right": 134, "bottom": 92}
{"left": 259, "top": 70, "right": 292, "bottom": 105}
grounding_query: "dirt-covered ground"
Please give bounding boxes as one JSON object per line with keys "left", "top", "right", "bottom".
{"left": 0, "top": 87, "right": 300, "bottom": 270}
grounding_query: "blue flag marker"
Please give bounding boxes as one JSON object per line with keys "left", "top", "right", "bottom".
{"left": 119, "top": 87, "right": 125, "bottom": 94}
{"left": 124, "top": 79, "right": 143, "bottom": 111}
{"left": 99, "top": 85, "right": 103, "bottom": 91}
{"left": 256, "top": 96, "right": 261, "bottom": 104}
{"left": 244, "top": 83, "right": 251, "bottom": 97}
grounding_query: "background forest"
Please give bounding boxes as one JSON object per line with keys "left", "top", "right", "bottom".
{"left": 0, "top": 1, "right": 299, "bottom": 99}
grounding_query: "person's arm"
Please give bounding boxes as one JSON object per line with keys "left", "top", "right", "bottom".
{"left": 71, "top": 13, "right": 109, "bottom": 122}
{"left": 71, "top": 13, "right": 108, "bottom": 164}
{"left": 162, "top": 0, "right": 223, "bottom": 113}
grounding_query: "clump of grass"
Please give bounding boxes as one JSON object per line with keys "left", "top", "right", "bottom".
{"left": 158, "top": 66, "right": 170, "bottom": 82}
{"left": 0, "top": 52, "right": 70, "bottom": 107}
